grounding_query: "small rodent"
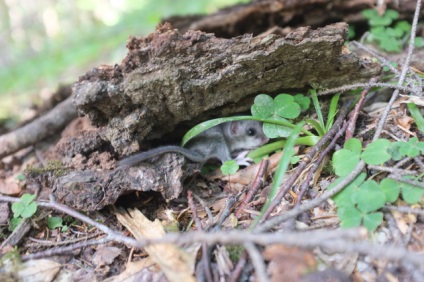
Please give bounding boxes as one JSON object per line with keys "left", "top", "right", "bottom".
{"left": 117, "top": 120, "right": 269, "bottom": 167}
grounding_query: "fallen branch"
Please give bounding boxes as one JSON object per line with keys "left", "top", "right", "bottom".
{"left": 0, "top": 96, "right": 77, "bottom": 159}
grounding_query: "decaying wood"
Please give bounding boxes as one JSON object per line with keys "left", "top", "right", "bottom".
{"left": 165, "top": 0, "right": 423, "bottom": 38}
{"left": 73, "top": 22, "right": 380, "bottom": 156}
{"left": 50, "top": 154, "right": 198, "bottom": 211}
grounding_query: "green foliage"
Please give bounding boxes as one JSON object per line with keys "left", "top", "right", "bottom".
{"left": 183, "top": 90, "right": 337, "bottom": 177}
{"left": 252, "top": 122, "right": 304, "bottom": 227}
{"left": 9, "top": 217, "right": 22, "bottom": 231}
{"left": 332, "top": 177, "right": 385, "bottom": 232}
{"left": 333, "top": 149, "right": 360, "bottom": 177}
{"left": 361, "top": 139, "right": 392, "bottom": 165}
{"left": 294, "top": 94, "right": 311, "bottom": 110}
{"left": 389, "top": 137, "right": 424, "bottom": 160}
{"left": 221, "top": 160, "right": 239, "bottom": 175}
{"left": 290, "top": 155, "right": 300, "bottom": 165}
{"left": 251, "top": 93, "right": 304, "bottom": 138}
{"left": 10, "top": 194, "right": 38, "bottom": 231}
{"left": 11, "top": 194, "right": 37, "bottom": 219}
{"left": 307, "top": 90, "right": 340, "bottom": 136}
{"left": 407, "top": 103, "right": 424, "bottom": 135}
{"left": 362, "top": 8, "right": 424, "bottom": 52}
{"left": 15, "top": 174, "right": 26, "bottom": 181}
{"left": 182, "top": 93, "right": 314, "bottom": 146}
{"left": 334, "top": 137, "right": 424, "bottom": 172}
{"left": 226, "top": 245, "right": 245, "bottom": 262}
{"left": 396, "top": 177, "right": 424, "bottom": 204}
{"left": 380, "top": 179, "right": 401, "bottom": 203}
{"left": 331, "top": 138, "right": 424, "bottom": 231}
{"left": 47, "top": 216, "right": 69, "bottom": 232}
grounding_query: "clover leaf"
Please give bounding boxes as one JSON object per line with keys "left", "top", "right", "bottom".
{"left": 361, "top": 139, "right": 392, "bottom": 165}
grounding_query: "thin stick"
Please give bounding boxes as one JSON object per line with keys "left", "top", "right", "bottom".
{"left": 372, "top": 0, "right": 422, "bottom": 141}
{"left": 244, "top": 242, "right": 269, "bottom": 282}
{"left": 235, "top": 159, "right": 269, "bottom": 218}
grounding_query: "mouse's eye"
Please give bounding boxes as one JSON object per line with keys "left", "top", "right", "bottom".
{"left": 247, "top": 128, "right": 256, "bottom": 136}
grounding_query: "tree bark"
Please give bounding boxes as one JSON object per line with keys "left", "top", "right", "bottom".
{"left": 73, "top": 22, "right": 380, "bottom": 156}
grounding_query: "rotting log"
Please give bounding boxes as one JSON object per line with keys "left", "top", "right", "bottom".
{"left": 73, "top": 22, "right": 380, "bottom": 156}
{"left": 165, "top": 0, "right": 423, "bottom": 38}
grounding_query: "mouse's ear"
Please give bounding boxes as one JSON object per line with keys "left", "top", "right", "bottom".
{"left": 229, "top": 121, "right": 241, "bottom": 135}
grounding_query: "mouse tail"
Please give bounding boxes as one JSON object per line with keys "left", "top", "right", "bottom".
{"left": 117, "top": 146, "right": 204, "bottom": 167}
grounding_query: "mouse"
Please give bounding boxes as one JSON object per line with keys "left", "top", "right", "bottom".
{"left": 117, "top": 120, "right": 269, "bottom": 167}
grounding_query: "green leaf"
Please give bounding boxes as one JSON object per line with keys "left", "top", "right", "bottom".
{"left": 310, "top": 89, "right": 325, "bottom": 130}
{"left": 388, "top": 142, "right": 404, "bottom": 161}
{"left": 252, "top": 122, "right": 305, "bottom": 228}
{"left": 331, "top": 173, "right": 366, "bottom": 206}
{"left": 251, "top": 94, "right": 274, "bottom": 119}
{"left": 9, "top": 217, "right": 22, "bottom": 231}
{"left": 15, "top": 174, "right": 26, "bottom": 181}
{"left": 414, "top": 37, "right": 424, "bottom": 48}
{"left": 290, "top": 155, "right": 300, "bottom": 164}
{"left": 348, "top": 25, "right": 356, "bottom": 39}
{"left": 20, "top": 202, "right": 37, "bottom": 218}
{"left": 353, "top": 180, "right": 385, "bottom": 213}
{"left": 362, "top": 9, "right": 378, "bottom": 20}
{"left": 11, "top": 194, "right": 37, "bottom": 218}
{"left": 369, "top": 16, "right": 393, "bottom": 26}
{"left": 181, "top": 116, "right": 258, "bottom": 146}
{"left": 305, "top": 119, "right": 325, "bottom": 137}
{"left": 369, "top": 26, "right": 389, "bottom": 40}
{"left": 344, "top": 138, "right": 362, "bottom": 155}
{"left": 361, "top": 139, "right": 392, "bottom": 165}
{"left": 247, "top": 136, "right": 319, "bottom": 159}
{"left": 294, "top": 94, "right": 311, "bottom": 111}
{"left": 332, "top": 149, "right": 361, "bottom": 177}
{"left": 20, "top": 194, "right": 36, "bottom": 205}
{"left": 338, "top": 206, "right": 362, "bottom": 228}
{"left": 263, "top": 116, "right": 293, "bottom": 138}
{"left": 380, "top": 178, "right": 401, "bottom": 203}
{"left": 379, "top": 37, "right": 402, "bottom": 52}
{"left": 326, "top": 93, "right": 340, "bottom": 130}
{"left": 363, "top": 212, "right": 383, "bottom": 232}
{"left": 274, "top": 94, "right": 301, "bottom": 119}
{"left": 395, "top": 21, "right": 411, "bottom": 32}
{"left": 220, "top": 160, "right": 239, "bottom": 175}
{"left": 47, "top": 216, "right": 64, "bottom": 229}
{"left": 399, "top": 137, "right": 420, "bottom": 157}
{"left": 400, "top": 180, "right": 424, "bottom": 204}
{"left": 416, "top": 141, "right": 424, "bottom": 154}
{"left": 386, "top": 27, "right": 404, "bottom": 38}
{"left": 408, "top": 103, "right": 424, "bottom": 135}
{"left": 385, "top": 9, "right": 400, "bottom": 19}
{"left": 11, "top": 202, "right": 25, "bottom": 218}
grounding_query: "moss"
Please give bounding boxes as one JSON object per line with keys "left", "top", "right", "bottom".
{"left": 25, "top": 160, "right": 68, "bottom": 177}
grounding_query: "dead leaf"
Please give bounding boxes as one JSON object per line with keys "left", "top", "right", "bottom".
{"left": 395, "top": 115, "right": 414, "bottom": 130}
{"left": 92, "top": 246, "right": 121, "bottom": 266}
{"left": 114, "top": 208, "right": 197, "bottom": 282}
{"left": 104, "top": 259, "right": 163, "bottom": 282}
{"left": 16, "top": 259, "right": 61, "bottom": 282}
{"left": 0, "top": 176, "right": 22, "bottom": 195}
{"left": 214, "top": 245, "right": 234, "bottom": 276}
{"left": 399, "top": 94, "right": 424, "bottom": 107}
{"left": 263, "top": 245, "right": 316, "bottom": 282}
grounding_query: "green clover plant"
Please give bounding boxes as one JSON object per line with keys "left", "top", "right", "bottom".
{"left": 362, "top": 9, "right": 424, "bottom": 52}
{"left": 331, "top": 138, "right": 424, "bottom": 231}
{"left": 10, "top": 194, "right": 38, "bottom": 231}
